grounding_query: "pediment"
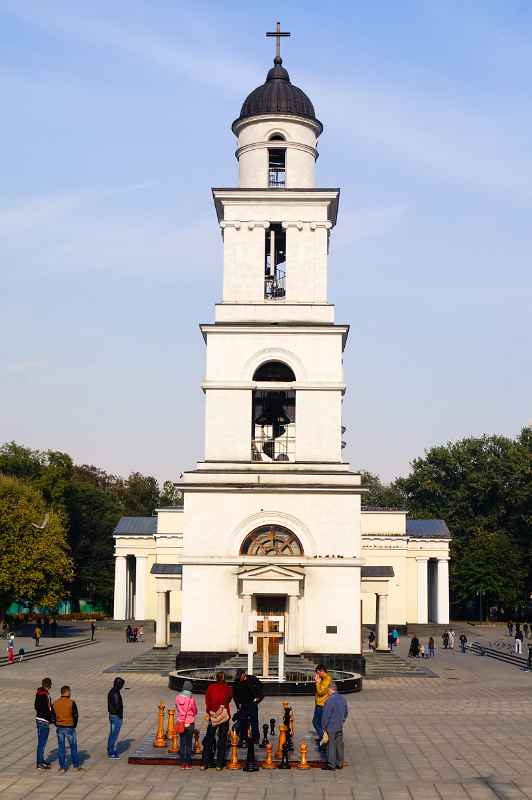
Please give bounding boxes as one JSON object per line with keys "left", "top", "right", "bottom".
{"left": 237, "top": 563, "right": 304, "bottom": 581}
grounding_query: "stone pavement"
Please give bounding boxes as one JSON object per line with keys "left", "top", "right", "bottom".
{"left": 3, "top": 624, "right": 532, "bottom": 798}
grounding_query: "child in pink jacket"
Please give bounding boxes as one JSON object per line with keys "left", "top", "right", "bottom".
{"left": 175, "top": 680, "right": 198, "bottom": 768}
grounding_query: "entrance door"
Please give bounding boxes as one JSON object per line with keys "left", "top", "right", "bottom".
{"left": 255, "top": 596, "right": 286, "bottom": 656}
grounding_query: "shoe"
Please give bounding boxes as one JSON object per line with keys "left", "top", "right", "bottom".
{"left": 36, "top": 763, "right": 50, "bottom": 770}
{"left": 216, "top": 766, "right": 223, "bottom": 771}
{"left": 321, "top": 765, "right": 335, "bottom": 770}
{"left": 74, "top": 767, "right": 86, "bottom": 772}
{"left": 186, "top": 764, "right": 193, "bottom": 769}
{"left": 200, "top": 765, "right": 208, "bottom": 770}
{"left": 57, "top": 768, "right": 67, "bottom": 773}
{"left": 108, "top": 754, "right": 120, "bottom": 759}
{"left": 181, "top": 764, "right": 187, "bottom": 770}
{"left": 42, "top": 760, "right": 52, "bottom": 767}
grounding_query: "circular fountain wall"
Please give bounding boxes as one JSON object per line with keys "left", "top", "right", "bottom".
{"left": 169, "top": 667, "right": 362, "bottom": 695}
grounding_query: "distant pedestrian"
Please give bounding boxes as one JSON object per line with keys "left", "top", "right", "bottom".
{"left": 527, "top": 643, "right": 532, "bottom": 671}
{"left": 524, "top": 623, "right": 529, "bottom": 639}
{"left": 34, "top": 626, "right": 42, "bottom": 648}
{"left": 7, "top": 644, "right": 14, "bottom": 664}
{"left": 515, "top": 629, "right": 523, "bottom": 655}
{"left": 428, "top": 636, "right": 435, "bottom": 657}
{"left": 107, "top": 677, "right": 125, "bottom": 759}
{"left": 126, "top": 625, "right": 132, "bottom": 643}
{"left": 419, "top": 642, "right": 426, "bottom": 659}
{"left": 90, "top": 621, "right": 96, "bottom": 641}
{"left": 53, "top": 686, "right": 84, "bottom": 773}
{"left": 34, "top": 677, "right": 54, "bottom": 770}
{"left": 442, "top": 631, "right": 449, "bottom": 649}
{"left": 368, "top": 631, "right": 376, "bottom": 652}
{"left": 51, "top": 618, "right": 57, "bottom": 638}
{"left": 508, "top": 621, "right": 514, "bottom": 636}
{"left": 175, "top": 680, "right": 198, "bottom": 769}
{"left": 459, "top": 633, "right": 468, "bottom": 654}
{"left": 408, "top": 636, "right": 420, "bottom": 658}
{"left": 320, "top": 682, "right": 348, "bottom": 771}
{"left": 43, "top": 616, "right": 50, "bottom": 635}
{"left": 19, "top": 647, "right": 25, "bottom": 662}
{"left": 391, "top": 628, "right": 399, "bottom": 649}
{"left": 138, "top": 626, "right": 144, "bottom": 643}
{"left": 449, "top": 630, "right": 456, "bottom": 650}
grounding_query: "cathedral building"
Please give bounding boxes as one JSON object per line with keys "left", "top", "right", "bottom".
{"left": 112, "top": 30, "right": 450, "bottom": 674}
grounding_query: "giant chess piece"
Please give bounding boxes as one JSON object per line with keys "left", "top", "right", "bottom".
{"left": 166, "top": 708, "right": 175, "bottom": 741}
{"left": 193, "top": 729, "right": 202, "bottom": 755}
{"left": 261, "top": 741, "right": 275, "bottom": 769}
{"left": 243, "top": 733, "right": 259, "bottom": 772}
{"left": 227, "top": 727, "right": 241, "bottom": 770}
{"left": 278, "top": 740, "right": 290, "bottom": 769}
{"left": 261, "top": 724, "right": 269, "bottom": 748}
{"left": 275, "top": 723, "right": 287, "bottom": 759}
{"left": 153, "top": 702, "right": 167, "bottom": 748}
{"left": 269, "top": 717, "right": 276, "bottom": 737}
{"left": 297, "top": 741, "right": 310, "bottom": 770}
{"left": 168, "top": 727, "right": 179, "bottom": 754}
{"left": 283, "top": 704, "right": 293, "bottom": 751}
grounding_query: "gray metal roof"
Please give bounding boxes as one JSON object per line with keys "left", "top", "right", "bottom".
{"left": 361, "top": 566, "right": 395, "bottom": 578}
{"left": 150, "top": 564, "right": 182, "bottom": 575}
{"left": 114, "top": 516, "right": 157, "bottom": 536}
{"left": 406, "top": 519, "right": 451, "bottom": 539}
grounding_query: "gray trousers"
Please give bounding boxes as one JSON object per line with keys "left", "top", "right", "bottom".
{"left": 327, "top": 730, "right": 344, "bottom": 768}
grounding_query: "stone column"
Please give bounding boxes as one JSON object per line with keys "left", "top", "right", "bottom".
{"left": 166, "top": 592, "right": 171, "bottom": 646}
{"left": 437, "top": 558, "right": 450, "bottom": 624}
{"left": 113, "top": 555, "right": 127, "bottom": 620}
{"left": 417, "top": 558, "right": 429, "bottom": 624}
{"left": 154, "top": 591, "right": 168, "bottom": 648}
{"left": 241, "top": 595, "right": 252, "bottom": 653}
{"left": 134, "top": 556, "right": 147, "bottom": 620}
{"left": 376, "top": 593, "right": 389, "bottom": 650}
{"left": 278, "top": 637, "right": 285, "bottom": 682}
{"left": 287, "top": 595, "right": 299, "bottom": 654}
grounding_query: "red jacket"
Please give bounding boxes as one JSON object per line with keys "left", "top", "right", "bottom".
{"left": 205, "top": 682, "right": 232, "bottom": 715}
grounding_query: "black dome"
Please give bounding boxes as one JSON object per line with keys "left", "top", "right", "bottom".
{"left": 232, "top": 57, "right": 322, "bottom": 132}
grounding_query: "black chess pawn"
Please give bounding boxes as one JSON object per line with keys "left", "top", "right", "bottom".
{"left": 270, "top": 718, "right": 276, "bottom": 737}
{"left": 260, "top": 724, "right": 269, "bottom": 748}
{"left": 243, "top": 734, "right": 259, "bottom": 772}
{"left": 278, "top": 741, "right": 290, "bottom": 769}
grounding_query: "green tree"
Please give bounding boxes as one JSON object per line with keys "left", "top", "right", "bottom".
{"left": 124, "top": 472, "right": 160, "bottom": 515}
{"left": 159, "top": 480, "right": 183, "bottom": 508}
{"left": 359, "top": 470, "right": 406, "bottom": 508}
{"left": 0, "top": 474, "right": 73, "bottom": 611}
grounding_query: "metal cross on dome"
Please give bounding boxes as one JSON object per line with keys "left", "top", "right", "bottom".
{"left": 266, "top": 21, "right": 290, "bottom": 61}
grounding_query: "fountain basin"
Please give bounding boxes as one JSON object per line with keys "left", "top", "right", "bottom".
{"left": 168, "top": 666, "right": 362, "bottom": 695}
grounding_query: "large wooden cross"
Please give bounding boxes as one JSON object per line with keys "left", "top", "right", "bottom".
{"left": 266, "top": 21, "right": 290, "bottom": 61}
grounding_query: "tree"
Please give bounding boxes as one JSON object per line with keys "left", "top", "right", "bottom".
{"left": 123, "top": 472, "right": 160, "bottom": 515}
{"left": 359, "top": 470, "right": 406, "bottom": 508}
{"left": 0, "top": 475, "right": 73, "bottom": 611}
{"left": 159, "top": 480, "right": 183, "bottom": 508}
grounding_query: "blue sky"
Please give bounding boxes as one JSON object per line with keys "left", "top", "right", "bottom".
{"left": 1, "top": 1, "right": 531, "bottom": 484}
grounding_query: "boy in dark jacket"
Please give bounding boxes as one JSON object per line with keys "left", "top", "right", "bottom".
{"left": 34, "top": 678, "right": 54, "bottom": 769}
{"left": 107, "top": 677, "right": 125, "bottom": 759}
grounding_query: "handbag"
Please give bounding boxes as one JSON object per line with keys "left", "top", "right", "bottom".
{"left": 175, "top": 697, "right": 192, "bottom": 734}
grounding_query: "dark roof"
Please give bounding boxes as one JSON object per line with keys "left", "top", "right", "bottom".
{"left": 232, "top": 57, "right": 321, "bottom": 132}
{"left": 406, "top": 519, "right": 451, "bottom": 539}
{"left": 361, "top": 566, "right": 395, "bottom": 578}
{"left": 114, "top": 516, "right": 157, "bottom": 536}
{"left": 150, "top": 564, "right": 182, "bottom": 575}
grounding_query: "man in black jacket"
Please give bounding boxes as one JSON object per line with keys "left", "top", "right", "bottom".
{"left": 233, "top": 669, "right": 263, "bottom": 744}
{"left": 34, "top": 677, "right": 54, "bottom": 769}
{"left": 107, "top": 677, "right": 125, "bottom": 759}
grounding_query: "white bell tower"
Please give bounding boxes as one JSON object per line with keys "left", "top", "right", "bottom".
{"left": 178, "top": 25, "right": 364, "bottom": 673}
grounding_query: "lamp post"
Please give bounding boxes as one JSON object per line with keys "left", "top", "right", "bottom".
{"left": 476, "top": 589, "right": 484, "bottom": 623}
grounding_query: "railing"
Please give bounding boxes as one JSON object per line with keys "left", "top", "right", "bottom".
{"left": 251, "top": 436, "right": 295, "bottom": 462}
{"left": 268, "top": 168, "right": 286, "bottom": 187}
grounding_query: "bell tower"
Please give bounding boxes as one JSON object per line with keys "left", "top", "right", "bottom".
{"left": 178, "top": 25, "right": 364, "bottom": 669}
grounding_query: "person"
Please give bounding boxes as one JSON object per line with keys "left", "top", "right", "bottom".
{"left": 419, "top": 642, "right": 426, "bottom": 659}
{"left": 312, "top": 664, "right": 331, "bottom": 742}
{"left": 408, "top": 636, "right": 420, "bottom": 658}
{"left": 320, "top": 682, "right": 348, "bottom": 771}
{"left": 34, "top": 625, "right": 42, "bottom": 648}
{"left": 233, "top": 668, "right": 264, "bottom": 744}
{"left": 7, "top": 643, "right": 14, "bottom": 664}
{"left": 459, "top": 633, "right": 467, "bottom": 654}
{"left": 428, "top": 636, "right": 435, "bottom": 657}
{"left": 201, "top": 670, "right": 232, "bottom": 771}
{"left": 515, "top": 628, "right": 523, "bottom": 655}
{"left": 442, "top": 631, "right": 449, "bottom": 649}
{"left": 133, "top": 626, "right": 138, "bottom": 643}
{"left": 524, "top": 622, "right": 529, "bottom": 639}
{"left": 43, "top": 616, "right": 50, "bottom": 635}
{"left": 449, "top": 629, "right": 456, "bottom": 650}
{"left": 90, "top": 621, "right": 96, "bottom": 642}
{"left": 51, "top": 618, "right": 57, "bottom": 638}
{"left": 175, "top": 680, "right": 198, "bottom": 769}
{"left": 368, "top": 630, "right": 376, "bottom": 652}
{"left": 138, "top": 626, "right": 144, "bottom": 643}
{"left": 35, "top": 677, "right": 54, "bottom": 770}
{"left": 126, "top": 625, "right": 132, "bottom": 643}
{"left": 107, "top": 677, "right": 125, "bottom": 759}
{"left": 508, "top": 621, "right": 513, "bottom": 637}
{"left": 391, "top": 628, "right": 399, "bottom": 649}
{"left": 53, "top": 685, "right": 84, "bottom": 773}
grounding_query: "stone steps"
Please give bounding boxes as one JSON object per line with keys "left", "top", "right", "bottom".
{"left": 364, "top": 650, "right": 437, "bottom": 679}
{"left": 470, "top": 641, "right": 530, "bottom": 670}
{"left": 0, "top": 637, "right": 97, "bottom": 667}
{"left": 103, "top": 647, "right": 178, "bottom": 674}
{"left": 406, "top": 623, "right": 451, "bottom": 636}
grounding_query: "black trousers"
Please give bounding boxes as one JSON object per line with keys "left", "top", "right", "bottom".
{"left": 202, "top": 722, "right": 229, "bottom": 768}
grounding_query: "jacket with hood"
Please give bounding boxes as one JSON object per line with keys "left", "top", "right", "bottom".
{"left": 108, "top": 677, "right": 125, "bottom": 719}
{"left": 35, "top": 687, "right": 55, "bottom": 724}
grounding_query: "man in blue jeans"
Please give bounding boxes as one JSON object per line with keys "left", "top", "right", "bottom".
{"left": 34, "top": 677, "right": 54, "bottom": 769}
{"left": 53, "top": 686, "right": 84, "bottom": 773}
{"left": 107, "top": 677, "right": 125, "bottom": 758}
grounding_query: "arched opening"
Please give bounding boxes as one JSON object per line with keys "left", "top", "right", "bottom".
{"left": 253, "top": 361, "right": 295, "bottom": 382}
{"left": 268, "top": 133, "right": 286, "bottom": 141}
{"left": 240, "top": 525, "right": 304, "bottom": 556}
{"left": 251, "top": 362, "right": 295, "bottom": 462}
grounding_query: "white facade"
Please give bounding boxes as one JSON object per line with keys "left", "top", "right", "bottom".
{"left": 112, "top": 48, "right": 451, "bottom": 666}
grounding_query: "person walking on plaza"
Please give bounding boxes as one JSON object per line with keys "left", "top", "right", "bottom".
{"left": 34, "top": 625, "right": 42, "bottom": 648}
{"left": 320, "top": 682, "right": 348, "bottom": 771}
{"left": 34, "top": 677, "right": 54, "bottom": 769}
{"left": 442, "top": 630, "right": 449, "bottom": 649}
{"left": 508, "top": 621, "right": 514, "bottom": 637}
{"left": 368, "top": 630, "right": 376, "bottom": 652}
{"left": 312, "top": 664, "right": 331, "bottom": 741}
{"left": 459, "top": 633, "right": 468, "bottom": 654}
{"left": 107, "top": 677, "right": 125, "bottom": 759}
{"left": 527, "top": 642, "right": 532, "bottom": 671}
{"left": 524, "top": 622, "right": 529, "bottom": 639}
{"left": 138, "top": 626, "right": 144, "bottom": 643}
{"left": 428, "top": 636, "right": 435, "bottom": 657}
{"left": 201, "top": 671, "right": 232, "bottom": 771}
{"left": 391, "top": 628, "right": 399, "bottom": 649}
{"left": 515, "top": 628, "right": 524, "bottom": 655}
{"left": 53, "top": 686, "right": 84, "bottom": 773}
{"left": 90, "top": 621, "right": 96, "bottom": 641}
{"left": 175, "top": 680, "right": 198, "bottom": 769}
{"left": 51, "top": 618, "right": 57, "bottom": 638}
{"left": 449, "top": 629, "right": 456, "bottom": 650}
{"left": 233, "top": 668, "right": 264, "bottom": 744}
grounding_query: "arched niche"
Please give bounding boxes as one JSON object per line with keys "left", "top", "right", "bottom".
{"left": 240, "top": 525, "right": 304, "bottom": 556}
{"left": 253, "top": 360, "right": 295, "bottom": 382}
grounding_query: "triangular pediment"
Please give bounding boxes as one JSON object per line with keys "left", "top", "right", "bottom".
{"left": 237, "top": 563, "right": 304, "bottom": 581}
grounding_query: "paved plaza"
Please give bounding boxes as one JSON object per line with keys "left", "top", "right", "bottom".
{"left": 2, "top": 625, "right": 532, "bottom": 799}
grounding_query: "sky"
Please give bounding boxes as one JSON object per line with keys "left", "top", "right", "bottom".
{"left": 1, "top": 0, "right": 531, "bottom": 485}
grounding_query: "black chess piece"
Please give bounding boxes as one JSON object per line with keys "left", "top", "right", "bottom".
{"left": 283, "top": 706, "right": 294, "bottom": 750}
{"left": 242, "top": 734, "right": 259, "bottom": 772}
{"left": 270, "top": 718, "right": 276, "bottom": 736}
{"left": 261, "top": 724, "right": 269, "bottom": 748}
{"left": 278, "top": 741, "right": 290, "bottom": 769}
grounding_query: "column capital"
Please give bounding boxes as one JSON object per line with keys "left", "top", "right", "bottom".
{"left": 220, "top": 220, "right": 270, "bottom": 231}
{"left": 282, "top": 221, "right": 304, "bottom": 230}
{"left": 416, "top": 556, "right": 429, "bottom": 562}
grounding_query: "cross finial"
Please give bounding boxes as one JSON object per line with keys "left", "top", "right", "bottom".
{"left": 266, "top": 21, "right": 290, "bottom": 63}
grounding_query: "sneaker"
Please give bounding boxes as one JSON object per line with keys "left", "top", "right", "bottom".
{"left": 57, "top": 768, "right": 67, "bottom": 774}
{"left": 108, "top": 754, "right": 120, "bottom": 760}
{"left": 42, "top": 760, "right": 52, "bottom": 767}
{"left": 36, "top": 763, "right": 50, "bottom": 770}
{"left": 181, "top": 764, "right": 187, "bottom": 770}
{"left": 74, "top": 767, "right": 86, "bottom": 772}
